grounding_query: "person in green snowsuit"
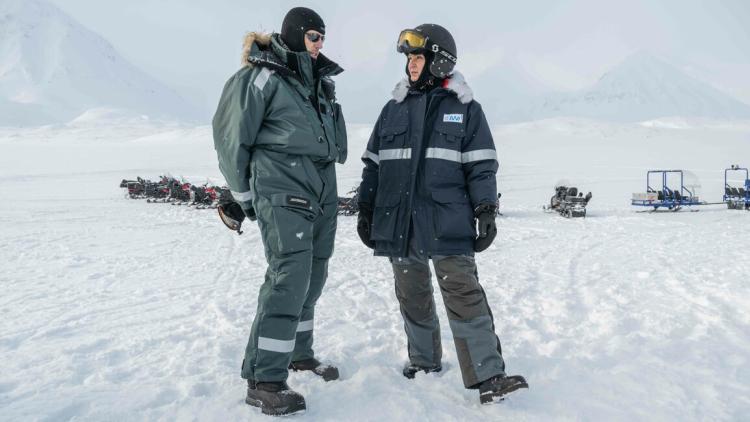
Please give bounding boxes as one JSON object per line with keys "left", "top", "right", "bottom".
{"left": 212, "top": 7, "right": 346, "bottom": 416}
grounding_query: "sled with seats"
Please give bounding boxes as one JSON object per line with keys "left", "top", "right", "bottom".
{"left": 724, "top": 165, "right": 750, "bottom": 210}
{"left": 631, "top": 170, "right": 704, "bottom": 211}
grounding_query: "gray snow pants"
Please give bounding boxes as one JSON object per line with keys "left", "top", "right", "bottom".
{"left": 390, "top": 254, "right": 506, "bottom": 388}
{"left": 240, "top": 162, "right": 338, "bottom": 383}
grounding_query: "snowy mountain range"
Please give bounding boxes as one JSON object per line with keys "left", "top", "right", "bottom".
{"left": 1, "top": 0, "right": 749, "bottom": 127}
{"left": 0, "top": 0, "right": 201, "bottom": 126}
{"left": 531, "top": 51, "right": 750, "bottom": 122}
{"left": 480, "top": 51, "right": 750, "bottom": 123}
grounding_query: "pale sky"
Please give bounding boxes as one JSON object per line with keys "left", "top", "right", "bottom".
{"left": 48, "top": 0, "right": 750, "bottom": 123}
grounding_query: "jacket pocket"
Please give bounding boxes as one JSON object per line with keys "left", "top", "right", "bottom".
{"left": 431, "top": 190, "right": 475, "bottom": 239}
{"left": 379, "top": 125, "right": 408, "bottom": 147}
{"left": 371, "top": 193, "right": 401, "bottom": 241}
{"left": 268, "top": 193, "right": 319, "bottom": 254}
{"left": 434, "top": 122, "right": 466, "bottom": 147}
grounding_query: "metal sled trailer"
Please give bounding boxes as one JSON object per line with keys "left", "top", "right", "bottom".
{"left": 724, "top": 165, "right": 750, "bottom": 210}
{"left": 631, "top": 170, "right": 705, "bottom": 211}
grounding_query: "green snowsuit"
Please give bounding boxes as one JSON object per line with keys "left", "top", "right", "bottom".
{"left": 212, "top": 32, "right": 346, "bottom": 383}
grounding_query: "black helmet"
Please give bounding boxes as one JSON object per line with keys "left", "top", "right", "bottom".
{"left": 397, "top": 24, "right": 457, "bottom": 78}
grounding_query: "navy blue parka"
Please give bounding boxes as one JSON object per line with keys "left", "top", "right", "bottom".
{"left": 359, "top": 72, "right": 499, "bottom": 258}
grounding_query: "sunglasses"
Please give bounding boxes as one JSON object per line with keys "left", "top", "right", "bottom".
{"left": 305, "top": 32, "right": 325, "bottom": 43}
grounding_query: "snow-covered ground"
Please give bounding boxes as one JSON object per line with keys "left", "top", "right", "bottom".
{"left": 1, "top": 119, "right": 749, "bottom": 421}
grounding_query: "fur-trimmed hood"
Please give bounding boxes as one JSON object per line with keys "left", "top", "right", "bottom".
{"left": 241, "top": 32, "right": 273, "bottom": 67}
{"left": 240, "top": 31, "right": 343, "bottom": 81}
{"left": 391, "top": 71, "right": 474, "bottom": 104}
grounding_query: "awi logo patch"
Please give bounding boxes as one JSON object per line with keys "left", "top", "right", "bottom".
{"left": 443, "top": 114, "right": 463, "bottom": 123}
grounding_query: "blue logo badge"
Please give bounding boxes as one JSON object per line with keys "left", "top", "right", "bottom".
{"left": 443, "top": 114, "right": 463, "bottom": 123}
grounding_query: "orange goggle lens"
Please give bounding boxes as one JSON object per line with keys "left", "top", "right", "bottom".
{"left": 397, "top": 30, "right": 427, "bottom": 52}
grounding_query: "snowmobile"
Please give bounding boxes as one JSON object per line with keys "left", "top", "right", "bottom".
{"left": 121, "top": 174, "right": 225, "bottom": 208}
{"left": 169, "top": 180, "right": 193, "bottom": 205}
{"left": 145, "top": 176, "right": 175, "bottom": 203}
{"left": 142, "top": 178, "right": 166, "bottom": 200}
{"left": 119, "top": 179, "right": 145, "bottom": 198}
{"left": 723, "top": 165, "right": 750, "bottom": 210}
{"left": 190, "top": 184, "right": 218, "bottom": 208}
{"left": 544, "top": 184, "right": 592, "bottom": 218}
{"left": 337, "top": 186, "right": 360, "bottom": 216}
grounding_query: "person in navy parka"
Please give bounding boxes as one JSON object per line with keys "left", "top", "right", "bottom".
{"left": 357, "top": 24, "right": 528, "bottom": 404}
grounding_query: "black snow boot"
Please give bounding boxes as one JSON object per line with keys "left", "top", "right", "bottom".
{"left": 402, "top": 363, "right": 442, "bottom": 379}
{"left": 245, "top": 380, "right": 306, "bottom": 416}
{"left": 289, "top": 358, "right": 340, "bottom": 382}
{"left": 478, "top": 375, "right": 528, "bottom": 404}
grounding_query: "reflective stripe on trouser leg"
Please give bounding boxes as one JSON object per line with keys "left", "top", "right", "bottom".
{"left": 391, "top": 256, "right": 442, "bottom": 367}
{"left": 433, "top": 255, "right": 505, "bottom": 388}
{"left": 292, "top": 256, "right": 328, "bottom": 361}
{"left": 241, "top": 247, "right": 313, "bottom": 382}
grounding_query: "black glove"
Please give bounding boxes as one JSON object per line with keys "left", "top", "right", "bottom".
{"left": 217, "top": 201, "right": 247, "bottom": 234}
{"left": 474, "top": 203, "right": 497, "bottom": 252}
{"left": 357, "top": 203, "right": 375, "bottom": 249}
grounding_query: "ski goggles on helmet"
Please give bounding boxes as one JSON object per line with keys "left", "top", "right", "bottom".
{"left": 397, "top": 30, "right": 428, "bottom": 53}
{"left": 397, "top": 29, "right": 457, "bottom": 64}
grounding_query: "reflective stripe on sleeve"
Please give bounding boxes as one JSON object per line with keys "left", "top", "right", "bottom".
{"left": 296, "top": 319, "right": 314, "bottom": 332}
{"left": 230, "top": 190, "right": 253, "bottom": 202}
{"left": 380, "top": 148, "right": 412, "bottom": 161}
{"left": 362, "top": 149, "right": 380, "bottom": 164}
{"left": 257, "top": 337, "right": 296, "bottom": 353}
{"left": 461, "top": 149, "right": 497, "bottom": 163}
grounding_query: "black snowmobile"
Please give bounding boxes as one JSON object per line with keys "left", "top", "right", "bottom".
{"left": 544, "top": 185, "right": 592, "bottom": 218}
{"left": 337, "top": 185, "right": 360, "bottom": 216}
{"left": 119, "top": 179, "right": 145, "bottom": 198}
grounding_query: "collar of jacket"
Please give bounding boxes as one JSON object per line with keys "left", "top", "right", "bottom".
{"left": 392, "top": 70, "right": 473, "bottom": 104}
{"left": 242, "top": 32, "right": 343, "bottom": 87}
